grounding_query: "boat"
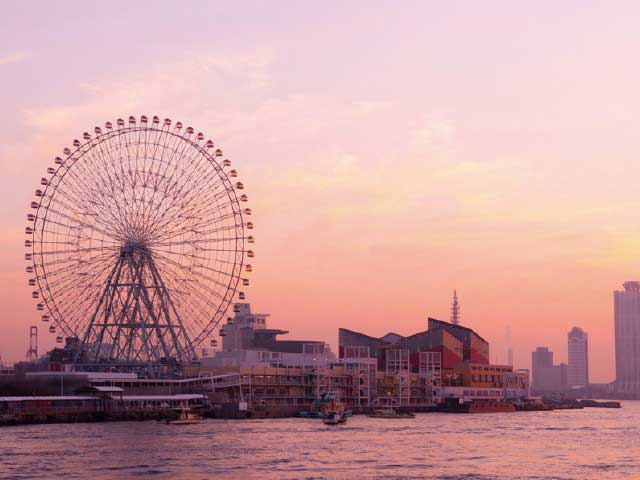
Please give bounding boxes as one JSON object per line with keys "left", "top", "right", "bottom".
{"left": 577, "top": 399, "right": 621, "bottom": 409}
{"left": 437, "top": 398, "right": 515, "bottom": 413}
{"left": 323, "top": 411, "right": 347, "bottom": 425}
{"left": 295, "top": 410, "right": 325, "bottom": 419}
{"left": 165, "top": 407, "right": 201, "bottom": 425}
{"left": 297, "top": 391, "right": 347, "bottom": 419}
{"left": 367, "top": 407, "right": 415, "bottom": 419}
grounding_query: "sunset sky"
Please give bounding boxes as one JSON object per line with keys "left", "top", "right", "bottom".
{"left": 2, "top": 1, "right": 640, "bottom": 381}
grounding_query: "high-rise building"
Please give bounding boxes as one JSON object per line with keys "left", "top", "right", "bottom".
{"left": 567, "top": 327, "right": 588, "bottom": 388}
{"left": 531, "top": 347, "right": 567, "bottom": 393}
{"left": 614, "top": 282, "right": 640, "bottom": 394}
{"left": 532, "top": 347, "right": 552, "bottom": 389}
{"left": 506, "top": 325, "right": 513, "bottom": 367}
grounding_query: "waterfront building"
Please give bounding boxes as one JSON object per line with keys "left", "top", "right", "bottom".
{"left": 338, "top": 317, "right": 528, "bottom": 404}
{"left": 614, "top": 282, "right": 640, "bottom": 394}
{"left": 203, "top": 303, "right": 336, "bottom": 369}
{"left": 339, "top": 316, "right": 490, "bottom": 370}
{"left": 567, "top": 327, "right": 589, "bottom": 388}
{"left": 531, "top": 347, "right": 567, "bottom": 393}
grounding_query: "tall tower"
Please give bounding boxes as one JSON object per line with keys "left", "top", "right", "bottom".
{"left": 614, "top": 282, "right": 640, "bottom": 394}
{"left": 25, "top": 326, "right": 38, "bottom": 361}
{"left": 567, "top": 327, "right": 588, "bottom": 388}
{"left": 506, "top": 325, "right": 513, "bottom": 367}
{"left": 450, "top": 290, "right": 461, "bottom": 325}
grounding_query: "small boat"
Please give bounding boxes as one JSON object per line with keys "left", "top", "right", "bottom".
{"left": 295, "top": 410, "right": 324, "bottom": 419}
{"left": 165, "top": 408, "right": 201, "bottom": 425}
{"left": 297, "top": 391, "right": 348, "bottom": 419}
{"left": 437, "top": 398, "right": 515, "bottom": 413}
{"left": 323, "top": 411, "right": 347, "bottom": 425}
{"left": 367, "top": 408, "right": 415, "bottom": 419}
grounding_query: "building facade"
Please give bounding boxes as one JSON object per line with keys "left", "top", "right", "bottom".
{"left": 339, "top": 317, "right": 490, "bottom": 371}
{"left": 614, "top": 282, "right": 640, "bottom": 394}
{"left": 567, "top": 327, "right": 588, "bottom": 388}
{"left": 204, "top": 303, "right": 336, "bottom": 369}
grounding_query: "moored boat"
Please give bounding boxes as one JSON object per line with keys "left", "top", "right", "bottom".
{"left": 165, "top": 407, "right": 201, "bottom": 425}
{"left": 367, "top": 408, "right": 415, "bottom": 419}
{"left": 437, "top": 398, "right": 515, "bottom": 413}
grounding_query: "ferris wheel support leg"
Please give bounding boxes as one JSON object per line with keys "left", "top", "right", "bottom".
{"left": 129, "top": 252, "right": 172, "bottom": 369}
{"left": 74, "top": 254, "right": 123, "bottom": 364}
{"left": 105, "top": 266, "right": 138, "bottom": 363}
{"left": 146, "top": 255, "right": 196, "bottom": 363}
{"left": 93, "top": 254, "right": 129, "bottom": 362}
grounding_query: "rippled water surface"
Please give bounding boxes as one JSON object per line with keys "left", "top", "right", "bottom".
{"left": 1, "top": 401, "right": 639, "bottom": 479}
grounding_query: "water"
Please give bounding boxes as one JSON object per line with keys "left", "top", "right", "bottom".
{"left": 1, "top": 402, "right": 639, "bottom": 480}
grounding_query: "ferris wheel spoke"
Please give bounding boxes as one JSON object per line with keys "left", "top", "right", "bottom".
{"left": 38, "top": 247, "right": 117, "bottom": 271}
{"left": 158, "top": 174, "right": 227, "bottom": 228}
{"left": 151, "top": 234, "right": 238, "bottom": 248}
{"left": 151, "top": 208, "right": 237, "bottom": 242}
{"left": 36, "top": 245, "right": 118, "bottom": 256}
{"left": 141, "top": 146, "right": 224, "bottom": 235}
{"left": 150, "top": 251, "right": 234, "bottom": 296}
{"left": 138, "top": 129, "right": 183, "bottom": 221}
{"left": 38, "top": 208, "right": 116, "bottom": 240}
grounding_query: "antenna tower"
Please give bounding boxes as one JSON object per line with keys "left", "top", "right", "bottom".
{"left": 506, "top": 325, "right": 513, "bottom": 367}
{"left": 450, "top": 290, "right": 461, "bottom": 325}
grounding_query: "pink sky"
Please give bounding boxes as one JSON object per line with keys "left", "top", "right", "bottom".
{"left": 2, "top": 1, "right": 640, "bottom": 381}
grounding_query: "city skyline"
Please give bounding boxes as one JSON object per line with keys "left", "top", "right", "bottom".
{"left": 4, "top": 2, "right": 640, "bottom": 383}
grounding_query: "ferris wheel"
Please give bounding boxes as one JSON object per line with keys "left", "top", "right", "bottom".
{"left": 25, "top": 115, "right": 254, "bottom": 373}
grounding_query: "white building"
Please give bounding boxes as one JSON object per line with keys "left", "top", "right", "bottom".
{"left": 614, "top": 282, "right": 640, "bottom": 394}
{"left": 567, "top": 327, "right": 588, "bottom": 388}
{"left": 201, "top": 303, "right": 336, "bottom": 369}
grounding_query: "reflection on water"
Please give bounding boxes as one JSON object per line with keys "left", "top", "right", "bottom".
{"left": 1, "top": 401, "right": 639, "bottom": 480}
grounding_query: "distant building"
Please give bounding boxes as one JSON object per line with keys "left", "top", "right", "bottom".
{"left": 531, "top": 347, "right": 567, "bottom": 393}
{"left": 567, "top": 327, "right": 588, "bottom": 388}
{"left": 614, "top": 282, "right": 640, "bottom": 394}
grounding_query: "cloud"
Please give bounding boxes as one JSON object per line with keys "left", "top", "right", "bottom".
{"left": 410, "top": 115, "right": 455, "bottom": 150}
{"left": 23, "top": 48, "right": 275, "bottom": 134}
{"left": 0, "top": 52, "right": 27, "bottom": 66}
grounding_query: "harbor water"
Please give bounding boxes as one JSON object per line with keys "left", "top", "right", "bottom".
{"left": 1, "top": 401, "right": 639, "bottom": 480}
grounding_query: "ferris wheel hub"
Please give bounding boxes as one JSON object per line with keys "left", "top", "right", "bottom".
{"left": 121, "top": 239, "right": 149, "bottom": 255}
